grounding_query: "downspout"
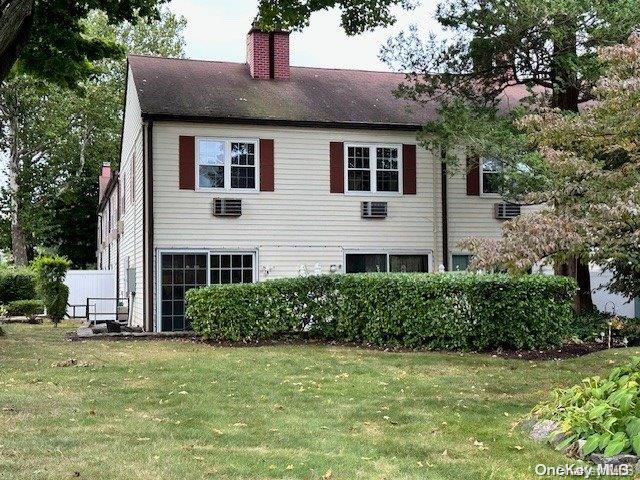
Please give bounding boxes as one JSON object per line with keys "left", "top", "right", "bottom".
{"left": 441, "top": 148, "right": 449, "bottom": 271}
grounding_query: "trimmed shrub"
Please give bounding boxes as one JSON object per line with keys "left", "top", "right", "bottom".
{"left": 5, "top": 299, "right": 45, "bottom": 320}
{"left": 0, "top": 268, "right": 36, "bottom": 303}
{"left": 186, "top": 273, "right": 577, "bottom": 350}
{"left": 32, "top": 255, "right": 71, "bottom": 326}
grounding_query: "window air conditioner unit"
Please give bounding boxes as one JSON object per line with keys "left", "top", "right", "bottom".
{"left": 213, "top": 198, "right": 242, "bottom": 217}
{"left": 361, "top": 201, "right": 388, "bottom": 219}
{"left": 494, "top": 202, "right": 521, "bottom": 220}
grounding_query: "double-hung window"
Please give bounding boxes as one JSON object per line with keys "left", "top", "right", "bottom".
{"left": 346, "top": 144, "right": 401, "bottom": 194}
{"left": 481, "top": 157, "right": 503, "bottom": 194}
{"left": 197, "top": 138, "right": 258, "bottom": 191}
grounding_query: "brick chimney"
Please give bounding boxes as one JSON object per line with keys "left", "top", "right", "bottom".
{"left": 246, "top": 22, "right": 290, "bottom": 80}
{"left": 99, "top": 162, "right": 112, "bottom": 202}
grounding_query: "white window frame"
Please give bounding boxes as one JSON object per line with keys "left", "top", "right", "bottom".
{"left": 344, "top": 143, "right": 403, "bottom": 195}
{"left": 480, "top": 157, "right": 503, "bottom": 197}
{"left": 155, "top": 248, "right": 259, "bottom": 332}
{"left": 195, "top": 137, "right": 260, "bottom": 193}
{"left": 342, "top": 249, "right": 432, "bottom": 273}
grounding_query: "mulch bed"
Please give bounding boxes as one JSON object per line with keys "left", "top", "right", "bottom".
{"left": 488, "top": 341, "right": 611, "bottom": 361}
{"left": 67, "top": 330, "right": 619, "bottom": 360}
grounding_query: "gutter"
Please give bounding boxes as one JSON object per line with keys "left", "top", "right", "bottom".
{"left": 141, "top": 113, "right": 423, "bottom": 132}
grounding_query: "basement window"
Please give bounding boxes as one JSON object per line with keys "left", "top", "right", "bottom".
{"left": 345, "top": 253, "right": 430, "bottom": 273}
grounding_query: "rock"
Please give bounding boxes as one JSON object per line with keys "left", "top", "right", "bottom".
{"left": 76, "top": 327, "right": 93, "bottom": 338}
{"left": 590, "top": 453, "right": 640, "bottom": 466}
{"left": 91, "top": 323, "right": 108, "bottom": 334}
{"left": 518, "top": 419, "right": 538, "bottom": 434}
{"left": 529, "top": 420, "right": 560, "bottom": 442}
{"left": 576, "top": 439, "right": 587, "bottom": 459}
{"left": 121, "top": 325, "right": 143, "bottom": 333}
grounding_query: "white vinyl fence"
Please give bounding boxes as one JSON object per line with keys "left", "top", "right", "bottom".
{"left": 64, "top": 270, "right": 116, "bottom": 321}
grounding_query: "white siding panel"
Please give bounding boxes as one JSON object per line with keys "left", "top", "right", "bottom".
{"left": 152, "top": 122, "right": 435, "bottom": 279}
{"left": 116, "top": 66, "right": 145, "bottom": 327}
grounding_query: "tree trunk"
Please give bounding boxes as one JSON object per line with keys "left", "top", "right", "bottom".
{"left": 8, "top": 115, "right": 28, "bottom": 266}
{"left": 0, "top": 0, "right": 34, "bottom": 81}
{"left": 550, "top": 16, "right": 594, "bottom": 314}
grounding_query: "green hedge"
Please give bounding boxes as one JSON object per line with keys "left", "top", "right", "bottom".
{"left": 0, "top": 268, "right": 36, "bottom": 303}
{"left": 32, "top": 255, "right": 71, "bottom": 325}
{"left": 186, "top": 273, "right": 577, "bottom": 350}
{"left": 5, "top": 299, "right": 45, "bottom": 318}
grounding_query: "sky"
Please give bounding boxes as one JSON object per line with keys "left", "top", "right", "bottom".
{"left": 168, "top": 0, "right": 443, "bottom": 71}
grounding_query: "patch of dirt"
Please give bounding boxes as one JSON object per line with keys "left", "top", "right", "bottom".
{"left": 488, "top": 341, "right": 610, "bottom": 361}
{"left": 68, "top": 330, "right": 620, "bottom": 360}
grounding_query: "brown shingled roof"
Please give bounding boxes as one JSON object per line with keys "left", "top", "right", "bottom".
{"left": 128, "top": 55, "right": 531, "bottom": 129}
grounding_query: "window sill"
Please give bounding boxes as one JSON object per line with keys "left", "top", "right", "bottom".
{"left": 195, "top": 187, "right": 260, "bottom": 194}
{"left": 344, "top": 191, "right": 403, "bottom": 197}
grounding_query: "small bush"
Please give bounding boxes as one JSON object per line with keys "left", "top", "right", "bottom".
{"left": 32, "top": 255, "right": 71, "bottom": 326}
{"left": 532, "top": 356, "right": 640, "bottom": 457}
{"left": 0, "top": 268, "right": 36, "bottom": 303}
{"left": 186, "top": 273, "right": 577, "bottom": 350}
{"left": 568, "top": 311, "right": 611, "bottom": 341}
{"left": 5, "top": 299, "right": 45, "bottom": 320}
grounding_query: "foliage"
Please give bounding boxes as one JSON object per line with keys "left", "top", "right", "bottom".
{"left": 186, "top": 273, "right": 576, "bottom": 350}
{"left": 381, "top": 0, "right": 640, "bottom": 110}
{"left": 0, "top": 267, "right": 36, "bottom": 303}
{"left": 380, "top": 1, "right": 640, "bottom": 312}
{"left": 0, "top": 9, "right": 186, "bottom": 267}
{"left": 32, "top": 255, "right": 70, "bottom": 325}
{"left": 568, "top": 311, "right": 611, "bottom": 342}
{"left": 533, "top": 356, "right": 640, "bottom": 457}
{"left": 5, "top": 299, "right": 44, "bottom": 320}
{"left": 8, "top": 0, "right": 167, "bottom": 88}
{"left": 257, "top": 0, "right": 415, "bottom": 35}
{"left": 459, "top": 36, "right": 640, "bottom": 299}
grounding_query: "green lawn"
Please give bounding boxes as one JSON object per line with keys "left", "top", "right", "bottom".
{"left": 0, "top": 322, "right": 634, "bottom": 480}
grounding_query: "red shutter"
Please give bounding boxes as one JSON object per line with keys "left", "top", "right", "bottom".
{"left": 178, "top": 136, "right": 195, "bottom": 190}
{"left": 466, "top": 155, "right": 480, "bottom": 196}
{"left": 259, "top": 139, "right": 274, "bottom": 191}
{"left": 329, "top": 142, "right": 344, "bottom": 193}
{"left": 402, "top": 144, "right": 417, "bottom": 195}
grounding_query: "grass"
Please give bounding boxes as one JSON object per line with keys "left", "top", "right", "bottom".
{"left": 0, "top": 321, "right": 636, "bottom": 480}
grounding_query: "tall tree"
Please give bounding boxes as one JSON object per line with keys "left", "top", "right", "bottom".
{"left": 379, "top": 0, "right": 640, "bottom": 312}
{"left": 257, "top": 0, "right": 414, "bottom": 34}
{"left": 0, "top": 0, "right": 166, "bottom": 86}
{"left": 462, "top": 34, "right": 640, "bottom": 299}
{"left": 0, "top": 8, "right": 185, "bottom": 266}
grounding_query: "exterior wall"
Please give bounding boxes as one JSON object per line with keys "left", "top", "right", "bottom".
{"left": 116, "top": 66, "right": 145, "bottom": 327}
{"left": 151, "top": 122, "right": 438, "bottom": 328}
{"left": 445, "top": 158, "right": 503, "bottom": 264}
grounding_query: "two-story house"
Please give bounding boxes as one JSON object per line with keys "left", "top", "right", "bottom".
{"left": 97, "top": 24, "right": 529, "bottom": 332}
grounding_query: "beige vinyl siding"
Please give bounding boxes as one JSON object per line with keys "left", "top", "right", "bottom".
{"left": 152, "top": 122, "right": 436, "bottom": 280}
{"left": 116, "top": 66, "right": 145, "bottom": 327}
{"left": 446, "top": 160, "right": 503, "bottom": 251}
